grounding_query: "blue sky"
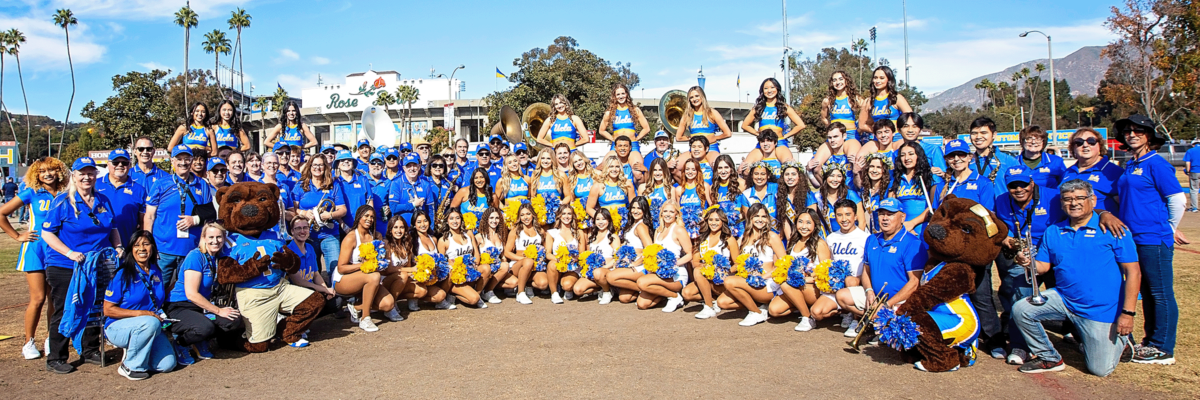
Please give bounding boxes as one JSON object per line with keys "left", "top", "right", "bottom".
{"left": 1, "top": 0, "right": 1118, "bottom": 121}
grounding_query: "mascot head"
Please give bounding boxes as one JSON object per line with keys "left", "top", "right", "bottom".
{"left": 923, "top": 195, "right": 1009, "bottom": 267}
{"left": 216, "top": 182, "right": 281, "bottom": 237}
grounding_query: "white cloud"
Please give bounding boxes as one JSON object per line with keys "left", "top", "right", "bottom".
{"left": 138, "top": 61, "right": 173, "bottom": 72}
{"left": 278, "top": 49, "right": 300, "bottom": 61}
{"left": 0, "top": 16, "right": 106, "bottom": 70}
{"left": 36, "top": 0, "right": 251, "bottom": 20}
{"left": 276, "top": 73, "right": 321, "bottom": 91}
{"left": 707, "top": 44, "right": 782, "bottom": 61}
{"left": 312, "top": 56, "right": 331, "bottom": 65}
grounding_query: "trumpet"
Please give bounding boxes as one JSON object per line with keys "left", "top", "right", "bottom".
{"left": 1021, "top": 228, "right": 1047, "bottom": 306}
{"left": 849, "top": 283, "right": 889, "bottom": 353}
{"left": 310, "top": 198, "right": 336, "bottom": 230}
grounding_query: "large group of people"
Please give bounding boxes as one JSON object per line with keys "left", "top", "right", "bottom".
{"left": 2, "top": 73, "right": 1187, "bottom": 381}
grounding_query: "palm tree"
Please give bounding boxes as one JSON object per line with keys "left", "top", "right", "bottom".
{"left": 253, "top": 97, "right": 271, "bottom": 141}
{"left": 0, "top": 31, "right": 14, "bottom": 142}
{"left": 174, "top": 5, "right": 199, "bottom": 109}
{"left": 1029, "top": 63, "right": 1046, "bottom": 125}
{"left": 851, "top": 38, "right": 869, "bottom": 88}
{"left": 6, "top": 29, "right": 31, "bottom": 161}
{"left": 395, "top": 85, "right": 420, "bottom": 141}
{"left": 228, "top": 9, "right": 251, "bottom": 103}
{"left": 202, "top": 29, "right": 231, "bottom": 98}
{"left": 52, "top": 9, "right": 77, "bottom": 154}
{"left": 374, "top": 90, "right": 396, "bottom": 113}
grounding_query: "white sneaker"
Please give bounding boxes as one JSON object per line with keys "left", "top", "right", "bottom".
{"left": 695, "top": 305, "right": 717, "bottom": 319}
{"left": 739, "top": 309, "right": 767, "bottom": 326}
{"left": 476, "top": 300, "right": 488, "bottom": 309}
{"left": 795, "top": 316, "right": 815, "bottom": 332}
{"left": 44, "top": 338, "right": 50, "bottom": 355}
{"left": 358, "top": 317, "right": 379, "bottom": 332}
{"left": 598, "top": 291, "right": 613, "bottom": 305}
{"left": 712, "top": 301, "right": 721, "bottom": 312}
{"left": 843, "top": 320, "right": 861, "bottom": 337}
{"left": 435, "top": 297, "right": 457, "bottom": 310}
{"left": 564, "top": 291, "right": 574, "bottom": 300}
{"left": 551, "top": 292, "right": 564, "bottom": 304}
{"left": 516, "top": 292, "right": 533, "bottom": 304}
{"left": 662, "top": 294, "right": 685, "bottom": 313}
{"left": 384, "top": 307, "right": 404, "bottom": 322}
{"left": 840, "top": 313, "right": 854, "bottom": 328}
{"left": 1007, "top": 348, "right": 1029, "bottom": 365}
{"left": 346, "top": 302, "right": 360, "bottom": 324}
{"left": 407, "top": 299, "right": 420, "bottom": 311}
{"left": 483, "top": 291, "right": 502, "bottom": 304}
{"left": 22, "top": 339, "right": 41, "bottom": 360}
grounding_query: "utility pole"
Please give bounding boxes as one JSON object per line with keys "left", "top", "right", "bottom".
{"left": 902, "top": 0, "right": 911, "bottom": 86}
{"left": 782, "top": 0, "right": 790, "bottom": 101}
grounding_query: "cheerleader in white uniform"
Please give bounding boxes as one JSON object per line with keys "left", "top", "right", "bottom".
{"left": 767, "top": 209, "right": 831, "bottom": 331}
{"left": 437, "top": 209, "right": 485, "bottom": 308}
{"left": 545, "top": 208, "right": 587, "bottom": 304}
{"left": 504, "top": 203, "right": 546, "bottom": 304}
{"left": 604, "top": 197, "right": 654, "bottom": 304}
{"left": 635, "top": 201, "right": 693, "bottom": 312}
{"left": 572, "top": 210, "right": 623, "bottom": 303}
{"left": 682, "top": 207, "right": 741, "bottom": 319}
{"left": 409, "top": 212, "right": 453, "bottom": 310}
{"left": 475, "top": 208, "right": 510, "bottom": 304}
{"left": 717, "top": 204, "right": 786, "bottom": 326}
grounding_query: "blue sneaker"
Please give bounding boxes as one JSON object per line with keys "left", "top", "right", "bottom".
{"left": 173, "top": 342, "right": 195, "bottom": 365}
{"left": 194, "top": 341, "right": 214, "bottom": 360}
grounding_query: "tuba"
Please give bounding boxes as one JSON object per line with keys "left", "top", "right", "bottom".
{"left": 658, "top": 90, "right": 688, "bottom": 134}
{"left": 310, "top": 198, "right": 337, "bottom": 230}
{"left": 522, "top": 103, "right": 552, "bottom": 152}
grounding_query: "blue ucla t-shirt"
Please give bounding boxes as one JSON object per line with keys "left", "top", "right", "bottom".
{"left": 228, "top": 231, "right": 289, "bottom": 289}
{"left": 167, "top": 248, "right": 221, "bottom": 303}
{"left": 288, "top": 241, "right": 320, "bottom": 284}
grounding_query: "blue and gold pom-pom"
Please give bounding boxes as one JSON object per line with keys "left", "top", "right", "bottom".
{"left": 786, "top": 256, "right": 809, "bottom": 288}
{"left": 650, "top": 198, "right": 664, "bottom": 230}
{"left": 874, "top": 307, "right": 921, "bottom": 351}
{"left": 481, "top": 247, "right": 503, "bottom": 274}
{"left": 584, "top": 252, "right": 604, "bottom": 280}
{"left": 434, "top": 254, "right": 450, "bottom": 281}
{"left": 615, "top": 245, "right": 637, "bottom": 269}
{"left": 712, "top": 253, "right": 732, "bottom": 285}
{"left": 655, "top": 248, "right": 677, "bottom": 280}
{"left": 719, "top": 201, "right": 743, "bottom": 236}
{"left": 829, "top": 259, "right": 851, "bottom": 292}
{"left": 681, "top": 204, "right": 703, "bottom": 237}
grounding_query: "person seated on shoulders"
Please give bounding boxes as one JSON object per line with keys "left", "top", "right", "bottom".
{"left": 103, "top": 232, "right": 176, "bottom": 380}
{"left": 934, "top": 139, "right": 994, "bottom": 211}
{"left": 164, "top": 225, "right": 243, "bottom": 366}
{"left": 738, "top": 131, "right": 793, "bottom": 175}
{"left": 807, "top": 123, "right": 862, "bottom": 188}
{"left": 673, "top": 136, "right": 715, "bottom": 185}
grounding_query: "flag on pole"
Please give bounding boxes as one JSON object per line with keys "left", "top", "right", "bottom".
{"left": 495, "top": 67, "right": 506, "bottom": 78}
{"left": 277, "top": 82, "right": 283, "bottom": 91}
{"left": 737, "top": 73, "right": 741, "bottom": 88}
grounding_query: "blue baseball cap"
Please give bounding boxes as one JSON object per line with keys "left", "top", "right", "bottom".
{"left": 403, "top": 153, "right": 421, "bottom": 165}
{"left": 205, "top": 157, "right": 227, "bottom": 171}
{"left": 375, "top": 145, "right": 390, "bottom": 154}
{"left": 489, "top": 134, "right": 505, "bottom": 143}
{"left": 320, "top": 144, "right": 335, "bottom": 153}
{"left": 108, "top": 149, "right": 131, "bottom": 161}
{"left": 878, "top": 198, "right": 902, "bottom": 213}
{"left": 170, "top": 144, "right": 193, "bottom": 158}
{"left": 1005, "top": 166, "right": 1034, "bottom": 186}
{"left": 654, "top": 130, "right": 670, "bottom": 140}
{"left": 357, "top": 139, "right": 371, "bottom": 149}
{"left": 272, "top": 141, "right": 289, "bottom": 151}
{"left": 335, "top": 150, "right": 356, "bottom": 163}
{"left": 370, "top": 152, "right": 385, "bottom": 163}
{"left": 385, "top": 148, "right": 400, "bottom": 159}
{"left": 71, "top": 157, "right": 97, "bottom": 171}
{"left": 475, "top": 143, "right": 491, "bottom": 154}
{"left": 513, "top": 142, "right": 529, "bottom": 154}
{"left": 944, "top": 139, "right": 971, "bottom": 156}
{"left": 399, "top": 143, "right": 413, "bottom": 152}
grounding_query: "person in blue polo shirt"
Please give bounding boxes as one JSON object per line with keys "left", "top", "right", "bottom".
{"left": 383, "top": 148, "right": 403, "bottom": 182}
{"left": 642, "top": 130, "right": 678, "bottom": 172}
{"left": 1017, "top": 126, "right": 1066, "bottom": 188}
{"left": 102, "top": 231, "right": 176, "bottom": 380}
{"left": 163, "top": 223, "right": 241, "bottom": 366}
{"left": 294, "top": 153, "right": 347, "bottom": 281}
{"left": 967, "top": 117, "right": 1020, "bottom": 199}
{"left": 144, "top": 145, "right": 217, "bottom": 291}
{"left": 934, "top": 139, "right": 994, "bottom": 210}
{"left": 1113, "top": 115, "right": 1188, "bottom": 365}
{"left": 455, "top": 144, "right": 502, "bottom": 189}
{"left": 514, "top": 143, "right": 535, "bottom": 176}
{"left": 1184, "top": 140, "right": 1200, "bottom": 212}
{"left": 130, "top": 137, "right": 170, "bottom": 189}
{"left": 366, "top": 152, "right": 391, "bottom": 235}
{"left": 333, "top": 149, "right": 371, "bottom": 234}
{"left": 1062, "top": 127, "right": 1123, "bottom": 213}
{"left": 355, "top": 139, "right": 372, "bottom": 176}
{"left": 388, "top": 153, "right": 436, "bottom": 225}
{"left": 272, "top": 142, "right": 301, "bottom": 189}
{"left": 96, "top": 149, "right": 147, "bottom": 247}
{"left": 41, "top": 157, "right": 122, "bottom": 374}
{"left": 1013, "top": 179, "right": 1139, "bottom": 376}
{"left": 860, "top": 198, "right": 925, "bottom": 316}
{"left": 448, "top": 139, "right": 472, "bottom": 184}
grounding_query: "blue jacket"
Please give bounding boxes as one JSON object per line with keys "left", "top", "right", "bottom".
{"left": 388, "top": 175, "right": 438, "bottom": 224}
{"left": 60, "top": 248, "right": 118, "bottom": 355}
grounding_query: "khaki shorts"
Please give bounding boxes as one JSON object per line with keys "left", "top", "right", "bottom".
{"left": 236, "top": 280, "right": 315, "bottom": 344}
{"left": 847, "top": 286, "right": 867, "bottom": 311}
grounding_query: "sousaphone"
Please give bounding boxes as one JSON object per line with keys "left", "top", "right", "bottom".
{"left": 522, "top": 102, "right": 552, "bottom": 151}
{"left": 658, "top": 90, "right": 687, "bottom": 133}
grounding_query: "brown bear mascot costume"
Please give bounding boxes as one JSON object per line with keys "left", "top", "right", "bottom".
{"left": 883, "top": 196, "right": 1008, "bottom": 372}
{"left": 215, "top": 182, "right": 324, "bottom": 352}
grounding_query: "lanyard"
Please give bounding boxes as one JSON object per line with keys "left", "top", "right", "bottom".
{"left": 1008, "top": 187, "right": 1038, "bottom": 239}
{"left": 173, "top": 175, "right": 199, "bottom": 215}
{"left": 135, "top": 267, "right": 163, "bottom": 314}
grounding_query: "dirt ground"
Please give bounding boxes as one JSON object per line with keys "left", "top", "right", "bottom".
{"left": 1, "top": 179, "right": 1198, "bottom": 399}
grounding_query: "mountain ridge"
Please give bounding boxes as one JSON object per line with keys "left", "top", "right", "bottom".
{"left": 922, "top": 46, "right": 1109, "bottom": 112}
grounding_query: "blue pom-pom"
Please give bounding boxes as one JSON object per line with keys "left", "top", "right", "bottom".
{"left": 463, "top": 254, "right": 481, "bottom": 282}
{"left": 712, "top": 254, "right": 731, "bottom": 285}
{"left": 544, "top": 195, "right": 561, "bottom": 225}
{"left": 434, "top": 254, "right": 450, "bottom": 280}
{"left": 720, "top": 201, "right": 743, "bottom": 237}
{"left": 747, "top": 275, "right": 766, "bottom": 289}
{"left": 744, "top": 256, "right": 763, "bottom": 274}
{"left": 656, "top": 249, "right": 677, "bottom": 280}
{"left": 615, "top": 245, "right": 637, "bottom": 269}
{"left": 828, "top": 259, "right": 851, "bottom": 292}
{"left": 874, "top": 307, "right": 921, "bottom": 351}
{"left": 585, "top": 253, "right": 604, "bottom": 280}
{"left": 786, "top": 255, "right": 808, "bottom": 288}
{"left": 650, "top": 198, "right": 664, "bottom": 230}
{"left": 681, "top": 204, "right": 703, "bottom": 237}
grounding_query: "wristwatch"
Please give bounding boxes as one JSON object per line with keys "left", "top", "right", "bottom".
{"left": 1121, "top": 309, "right": 1136, "bottom": 317}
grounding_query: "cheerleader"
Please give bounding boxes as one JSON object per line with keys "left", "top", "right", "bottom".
{"left": 211, "top": 100, "right": 251, "bottom": 151}
{"left": 475, "top": 208, "right": 510, "bottom": 303}
{"left": 168, "top": 102, "right": 214, "bottom": 153}
{"left": 504, "top": 203, "right": 546, "bottom": 304}
{"left": 335, "top": 206, "right": 400, "bottom": 332}
{"left": 741, "top": 163, "right": 778, "bottom": 220}
{"left": 807, "top": 123, "right": 862, "bottom": 188}
{"left": 265, "top": 101, "right": 318, "bottom": 149}
{"left": 855, "top": 119, "right": 897, "bottom": 173}
{"left": 768, "top": 209, "right": 830, "bottom": 331}
{"left": 718, "top": 203, "right": 785, "bottom": 326}
{"left": 586, "top": 157, "right": 634, "bottom": 224}
{"left": 709, "top": 155, "right": 746, "bottom": 235}
{"left": 682, "top": 207, "right": 741, "bottom": 319}
{"left": 820, "top": 70, "right": 870, "bottom": 143}
{"left": 450, "top": 169, "right": 493, "bottom": 222}
{"left": 568, "top": 151, "right": 595, "bottom": 213}
{"left": 437, "top": 209, "right": 486, "bottom": 308}
{"left": 742, "top": 77, "right": 804, "bottom": 149}
{"left": 573, "top": 210, "right": 622, "bottom": 303}
{"left": 605, "top": 197, "right": 654, "bottom": 303}
{"left": 531, "top": 150, "right": 569, "bottom": 226}
{"left": 857, "top": 154, "right": 894, "bottom": 234}
{"left": 611, "top": 137, "right": 646, "bottom": 184}
{"left": 891, "top": 141, "right": 934, "bottom": 234}
{"left": 866, "top": 67, "right": 913, "bottom": 141}
{"left": 599, "top": 83, "right": 651, "bottom": 168}
{"left": 536, "top": 94, "right": 589, "bottom": 150}
{"left": 808, "top": 164, "right": 866, "bottom": 232}
{"left": 673, "top": 86, "right": 731, "bottom": 164}
{"left": 546, "top": 208, "right": 587, "bottom": 304}
{"left": 553, "top": 143, "right": 573, "bottom": 175}
{"left": 775, "top": 163, "right": 810, "bottom": 240}
{"left": 895, "top": 112, "right": 947, "bottom": 179}
{"left": 410, "top": 212, "right": 454, "bottom": 310}
{"left": 675, "top": 158, "right": 710, "bottom": 238}
{"left": 495, "top": 156, "right": 531, "bottom": 211}
{"left": 639, "top": 158, "right": 676, "bottom": 206}
{"left": 635, "top": 200, "right": 693, "bottom": 312}
{"left": 381, "top": 216, "right": 424, "bottom": 311}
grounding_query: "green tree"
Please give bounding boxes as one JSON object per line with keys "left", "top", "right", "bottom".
{"left": 923, "top": 104, "right": 985, "bottom": 138}
{"left": 1101, "top": 0, "right": 1196, "bottom": 139}
{"left": 271, "top": 86, "right": 290, "bottom": 116}
{"left": 202, "top": 29, "right": 231, "bottom": 97}
{"left": 373, "top": 90, "right": 395, "bottom": 112}
{"left": 174, "top": 6, "right": 199, "bottom": 108}
{"left": 81, "top": 69, "right": 177, "bottom": 150}
{"left": 851, "top": 38, "right": 869, "bottom": 87}
{"left": 52, "top": 8, "right": 77, "bottom": 153}
{"left": 227, "top": 8, "right": 252, "bottom": 99}
{"left": 483, "top": 36, "right": 640, "bottom": 134}
{"left": 164, "top": 69, "right": 222, "bottom": 121}
{"left": 395, "top": 85, "right": 419, "bottom": 141}
{"left": 58, "top": 126, "right": 101, "bottom": 168}
{"left": 5, "top": 29, "right": 31, "bottom": 161}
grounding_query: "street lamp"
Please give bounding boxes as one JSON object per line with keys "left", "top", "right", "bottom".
{"left": 1020, "top": 30, "right": 1057, "bottom": 146}
{"left": 996, "top": 112, "right": 1018, "bottom": 132}
{"left": 449, "top": 64, "right": 465, "bottom": 101}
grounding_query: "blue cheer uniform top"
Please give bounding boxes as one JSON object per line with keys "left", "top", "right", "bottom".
{"left": 689, "top": 112, "right": 721, "bottom": 152}
{"left": 610, "top": 107, "right": 641, "bottom": 152}
{"left": 742, "top": 183, "right": 779, "bottom": 219}
{"left": 549, "top": 116, "right": 579, "bottom": 148}
{"left": 214, "top": 123, "right": 239, "bottom": 149}
{"left": 506, "top": 176, "right": 530, "bottom": 201}
{"left": 646, "top": 184, "right": 670, "bottom": 206}
{"left": 227, "top": 231, "right": 290, "bottom": 289}
{"left": 535, "top": 173, "right": 561, "bottom": 200}
{"left": 460, "top": 193, "right": 490, "bottom": 216}
{"left": 181, "top": 124, "right": 209, "bottom": 150}
{"left": 15, "top": 187, "right": 57, "bottom": 272}
{"left": 922, "top": 261, "right": 980, "bottom": 349}
{"left": 756, "top": 102, "right": 790, "bottom": 147}
{"left": 597, "top": 182, "right": 629, "bottom": 211}
{"left": 830, "top": 95, "right": 860, "bottom": 141}
{"left": 698, "top": 160, "right": 714, "bottom": 185}
{"left": 893, "top": 173, "right": 931, "bottom": 233}
{"left": 870, "top": 94, "right": 901, "bottom": 142}
{"left": 807, "top": 190, "right": 862, "bottom": 233}
{"left": 573, "top": 175, "right": 593, "bottom": 202}
{"left": 679, "top": 183, "right": 705, "bottom": 210}
{"left": 280, "top": 124, "right": 304, "bottom": 147}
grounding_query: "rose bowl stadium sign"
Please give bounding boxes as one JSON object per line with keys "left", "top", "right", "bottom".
{"left": 325, "top": 77, "right": 387, "bottom": 111}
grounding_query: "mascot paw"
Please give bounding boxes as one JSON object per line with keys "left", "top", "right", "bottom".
{"left": 270, "top": 249, "right": 302, "bottom": 275}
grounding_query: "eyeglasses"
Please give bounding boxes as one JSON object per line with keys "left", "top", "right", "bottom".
{"left": 322, "top": 150, "right": 337, "bottom": 155}
{"left": 386, "top": 156, "right": 398, "bottom": 161}
{"left": 1062, "top": 195, "right": 1092, "bottom": 204}
{"left": 370, "top": 161, "right": 385, "bottom": 166}
{"left": 946, "top": 153, "right": 971, "bottom": 160}
{"left": 111, "top": 160, "right": 130, "bottom": 167}
{"left": 431, "top": 164, "right": 445, "bottom": 169}
{"left": 1071, "top": 137, "right": 1099, "bottom": 147}
{"left": 136, "top": 147, "right": 155, "bottom": 153}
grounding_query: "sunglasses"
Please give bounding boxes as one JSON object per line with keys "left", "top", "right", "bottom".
{"left": 431, "top": 164, "right": 446, "bottom": 169}
{"left": 1071, "top": 137, "right": 1099, "bottom": 147}
{"left": 211, "top": 169, "right": 229, "bottom": 175}
{"left": 370, "top": 161, "right": 385, "bottom": 166}
{"left": 111, "top": 160, "right": 130, "bottom": 167}
{"left": 136, "top": 147, "right": 155, "bottom": 153}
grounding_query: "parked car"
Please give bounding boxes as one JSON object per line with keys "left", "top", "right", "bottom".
{"left": 1108, "top": 144, "right": 1188, "bottom": 167}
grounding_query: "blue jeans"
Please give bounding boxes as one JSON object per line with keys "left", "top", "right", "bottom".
{"left": 1014, "top": 289, "right": 1127, "bottom": 377}
{"left": 104, "top": 316, "right": 177, "bottom": 373}
{"left": 158, "top": 253, "right": 186, "bottom": 293}
{"left": 997, "top": 254, "right": 1032, "bottom": 351}
{"left": 316, "top": 235, "right": 341, "bottom": 283}
{"left": 1137, "top": 244, "right": 1177, "bottom": 354}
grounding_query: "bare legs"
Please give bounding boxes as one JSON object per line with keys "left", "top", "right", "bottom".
{"left": 24, "top": 271, "right": 46, "bottom": 342}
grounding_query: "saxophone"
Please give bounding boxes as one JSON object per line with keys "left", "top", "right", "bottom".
{"left": 434, "top": 180, "right": 459, "bottom": 234}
